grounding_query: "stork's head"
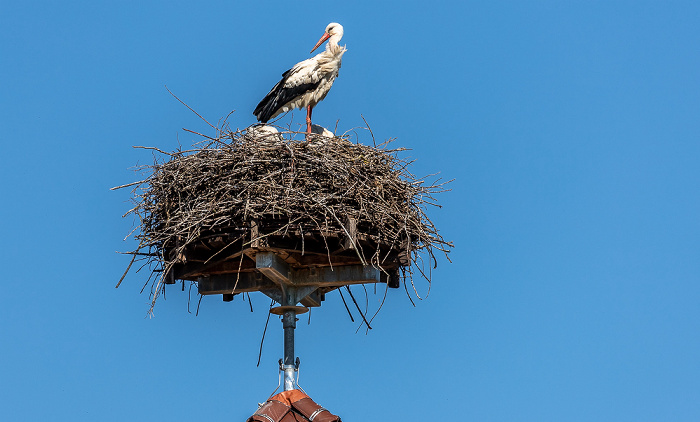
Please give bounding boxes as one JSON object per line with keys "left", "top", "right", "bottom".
{"left": 310, "top": 22, "right": 344, "bottom": 53}
{"left": 325, "top": 22, "right": 344, "bottom": 39}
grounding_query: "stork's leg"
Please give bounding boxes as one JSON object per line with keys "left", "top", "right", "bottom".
{"left": 306, "top": 105, "right": 313, "bottom": 134}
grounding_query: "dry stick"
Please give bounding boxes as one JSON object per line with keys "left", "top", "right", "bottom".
{"left": 360, "top": 114, "right": 376, "bottom": 148}
{"left": 409, "top": 255, "right": 432, "bottom": 300}
{"left": 257, "top": 300, "right": 274, "bottom": 367}
{"left": 345, "top": 286, "right": 372, "bottom": 330}
{"left": 187, "top": 282, "right": 195, "bottom": 314}
{"left": 182, "top": 128, "right": 217, "bottom": 141}
{"left": 116, "top": 251, "right": 157, "bottom": 256}
{"left": 403, "top": 269, "right": 416, "bottom": 307}
{"left": 363, "top": 284, "right": 369, "bottom": 317}
{"left": 228, "top": 246, "right": 247, "bottom": 296}
{"left": 133, "top": 145, "right": 173, "bottom": 155}
{"left": 338, "top": 288, "right": 355, "bottom": 322}
{"left": 355, "top": 284, "right": 372, "bottom": 334}
{"left": 308, "top": 214, "right": 334, "bottom": 270}
{"left": 111, "top": 181, "right": 142, "bottom": 191}
{"left": 202, "top": 233, "right": 246, "bottom": 265}
{"left": 138, "top": 262, "right": 156, "bottom": 294}
{"left": 115, "top": 253, "right": 137, "bottom": 288}
{"left": 299, "top": 222, "right": 305, "bottom": 255}
{"left": 195, "top": 294, "right": 204, "bottom": 316}
{"left": 165, "top": 85, "right": 218, "bottom": 131}
{"left": 148, "top": 270, "right": 167, "bottom": 315}
{"left": 368, "top": 281, "right": 390, "bottom": 326}
{"left": 245, "top": 216, "right": 304, "bottom": 249}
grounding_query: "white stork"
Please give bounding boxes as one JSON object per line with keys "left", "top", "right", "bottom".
{"left": 254, "top": 23, "right": 346, "bottom": 134}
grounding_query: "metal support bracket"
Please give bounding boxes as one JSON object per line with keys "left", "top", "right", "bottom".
{"left": 197, "top": 251, "right": 386, "bottom": 391}
{"left": 255, "top": 251, "right": 381, "bottom": 308}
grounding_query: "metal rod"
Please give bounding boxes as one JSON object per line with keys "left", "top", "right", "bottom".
{"left": 282, "top": 309, "right": 296, "bottom": 391}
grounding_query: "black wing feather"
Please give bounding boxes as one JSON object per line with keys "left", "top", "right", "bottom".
{"left": 254, "top": 68, "right": 321, "bottom": 123}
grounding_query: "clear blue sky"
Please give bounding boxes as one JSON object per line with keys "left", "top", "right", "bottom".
{"left": 1, "top": 1, "right": 699, "bottom": 420}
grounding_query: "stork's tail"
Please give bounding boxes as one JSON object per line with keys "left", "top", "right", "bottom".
{"left": 254, "top": 69, "right": 320, "bottom": 123}
{"left": 253, "top": 93, "right": 276, "bottom": 123}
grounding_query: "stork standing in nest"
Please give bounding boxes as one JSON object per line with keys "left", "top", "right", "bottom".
{"left": 254, "top": 23, "right": 346, "bottom": 134}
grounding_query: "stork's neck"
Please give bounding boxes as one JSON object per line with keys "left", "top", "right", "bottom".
{"left": 325, "top": 34, "right": 345, "bottom": 56}
{"left": 328, "top": 32, "right": 342, "bottom": 48}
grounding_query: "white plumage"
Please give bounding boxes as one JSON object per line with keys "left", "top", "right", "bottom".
{"left": 254, "top": 23, "right": 346, "bottom": 133}
{"left": 245, "top": 124, "right": 282, "bottom": 141}
{"left": 310, "top": 124, "right": 335, "bottom": 138}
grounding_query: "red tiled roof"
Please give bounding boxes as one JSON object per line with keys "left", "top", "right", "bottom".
{"left": 247, "top": 389, "right": 341, "bottom": 422}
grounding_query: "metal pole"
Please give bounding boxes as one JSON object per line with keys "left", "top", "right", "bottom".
{"left": 282, "top": 309, "right": 296, "bottom": 391}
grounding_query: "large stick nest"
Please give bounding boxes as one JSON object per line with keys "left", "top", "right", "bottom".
{"left": 115, "top": 126, "right": 452, "bottom": 311}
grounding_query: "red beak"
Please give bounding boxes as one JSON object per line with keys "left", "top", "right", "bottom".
{"left": 310, "top": 32, "right": 331, "bottom": 53}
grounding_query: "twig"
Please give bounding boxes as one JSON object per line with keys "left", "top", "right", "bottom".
{"left": 165, "top": 85, "right": 217, "bottom": 131}
{"left": 257, "top": 300, "right": 274, "bottom": 367}
{"left": 345, "top": 286, "right": 372, "bottom": 330}
{"left": 338, "top": 288, "right": 355, "bottom": 322}
{"left": 115, "top": 253, "right": 136, "bottom": 288}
